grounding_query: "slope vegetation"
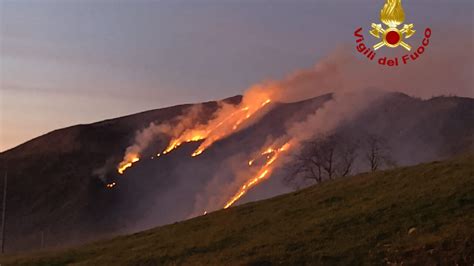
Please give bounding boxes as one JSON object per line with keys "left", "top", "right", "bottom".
{"left": 1, "top": 94, "right": 473, "bottom": 251}
{"left": 2, "top": 154, "right": 473, "bottom": 265}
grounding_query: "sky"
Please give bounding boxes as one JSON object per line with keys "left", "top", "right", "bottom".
{"left": 0, "top": 0, "right": 473, "bottom": 151}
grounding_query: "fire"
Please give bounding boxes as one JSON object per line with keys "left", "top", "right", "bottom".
{"left": 191, "top": 99, "right": 271, "bottom": 157}
{"left": 161, "top": 133, "right": 207, "bottom": 155}
{"left": 247, "top": 147, "right": 275, "bottom": 166}
{"left": 223, "top": 141, "right": 291, "bottom": 209}
{"left": 116, "top": 96, "right": 271, "bottom": 175}
{"left": 106, "top": 182, "right": 116, "bottom": 188}
{"left": 261, "top": 99, "right": 271, "bottom": 107}
{"left": 117, "top": 156, "right": 139, "bottom": 174}
{"left": 161, "top": 98, "right": 271, "bottom": 157}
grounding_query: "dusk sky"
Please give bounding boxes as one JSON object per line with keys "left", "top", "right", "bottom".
{"left": 1, "top": 0, "right": 472, "bottom": 151}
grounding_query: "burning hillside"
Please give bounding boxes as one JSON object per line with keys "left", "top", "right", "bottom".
{"left": 110, "top": 33, "right": 472, "bottom": 213}
{"left": 116, "top": 93, "right": 272, "bottom": 175}
{"left": 224, "top": 141, "right": 291, "bottom": 209}
{"left": 3, "top": 92, "right": 473, "bottom": 252}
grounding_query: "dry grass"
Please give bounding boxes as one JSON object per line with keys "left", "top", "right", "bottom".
{"left": 2, "top": 154, "right": 473, "bottom": 265}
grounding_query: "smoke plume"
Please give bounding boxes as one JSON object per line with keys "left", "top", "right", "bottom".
{"left": 192, "top": 31, "right": 473, "bottom": 212}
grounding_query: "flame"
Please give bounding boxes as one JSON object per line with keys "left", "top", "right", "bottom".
{"left": 106, "top": 182, "right": 116, "bottom": 188}
{"left": 117, "top": 156, "right": 139, "bottom": 174}
{"left": 191, "top": 101, "right": 270, "bottom": 157}
{"left": 116, "top": 96, "right": 271, "bottom": 174}
{"left": 163, "top": 98, "right": 271, "bottom": 157}
{"left": 380, "top": 0, "right": 405, "bottom": 28}
{"left": 223, "top": 141, "right": 291, "bottom": 209}
{"left": 162, "top": 133, "right": 207, "bottom": 155}
{"left": 247, "top": 147, "right": 276, "bottom": 167}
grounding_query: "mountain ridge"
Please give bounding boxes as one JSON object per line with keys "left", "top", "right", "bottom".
{"left": 0, "top": 92, "right": 473, "bottom": 251}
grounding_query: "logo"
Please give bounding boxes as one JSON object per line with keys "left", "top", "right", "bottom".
{"left": 353, "top": 0, "right": 432, "bottom": 67}
{"left": 370, "top": 0, "right": 415, "bottom": 51}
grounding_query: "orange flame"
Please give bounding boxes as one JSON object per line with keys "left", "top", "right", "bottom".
{"left": 247, "top": 147, "right": 276, "bottom": 166}
{"left": 162, "top": 99, "right": 271, "bottom": 157}
{"left": 162, "top": 133, "right": 207, "bottom": 155}
{"left": 224, "top": 141, "right": 291, "bottom": 209}
{"left": 116, "top": 96, "right": 271, "bottom": 175}
{"left": 117, "top": 156, "right": 139, "bottom": 174}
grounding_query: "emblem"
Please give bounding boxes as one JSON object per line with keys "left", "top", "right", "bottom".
{"left": 369, "top": 0, "right": 415, "bottom": 51}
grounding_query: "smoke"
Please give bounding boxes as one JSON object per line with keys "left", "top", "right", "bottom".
{"left": 190, "top": 91, "right": 385, "bottom": 214}
{"left": 288, "top": 91, "right": 384, "bottom": 143}
{"left": 191, "top": 31, "right": 473, "bottom": 212}
{"left": 93, "top": 158, "right": 117, "bottom": 182}
{"left": 110, "top": 27, "right": 472, "bottom": 219}
{"left": 253, "top": 35, "right": 472, "bottom": 103}
{"left": 115, "top": 104, "right": 204, "bottom": 173}
{"left": 115, "top": 29, "right": 472, "bottom": 177}
{"left": 190, "top": 152, "right": 251, "bottom": 215}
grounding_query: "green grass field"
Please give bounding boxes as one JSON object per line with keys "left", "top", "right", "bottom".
{"left": 2, "top": 154, "right": 473, "bottom": 265}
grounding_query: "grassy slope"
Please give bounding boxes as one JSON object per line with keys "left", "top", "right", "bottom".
{"left": 2, "top": 155, "right": 473, "bottom": 265}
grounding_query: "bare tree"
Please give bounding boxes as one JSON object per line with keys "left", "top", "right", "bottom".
{"left": 286, "top": 132, "right": 396, "bottom": 189}
{"left": 318, "top": 136, "right": 336, "bottom": 180}
{"left": 364, "top": 134, "right": 395, "bottom": 172}
{"left": 336, "top": 137, "right": 359, "bottom": 177}
{"left": 285, "top": 133, "right": 359, "bottom": 186}
{"left": 285, "top": 140, "right": 324, "bottom": 186}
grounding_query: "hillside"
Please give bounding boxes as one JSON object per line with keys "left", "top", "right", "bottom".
{"left": 0, "top": 93, "right": 473, "bottom": 251}
{"left": 2, "top": 154, "right": 473, "bottom": 265}
{"left": 0, "top": 96, "right": 242, "bottom": 251}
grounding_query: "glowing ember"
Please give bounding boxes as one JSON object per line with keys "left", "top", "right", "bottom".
{"left": 261, "top": 99, "right": 271, "bottom": 107}
{"left": 106, "top": 182, "right": 116, "bottom": 188}
{"left": 247, "top": 147, "right": 277, "bottom": 167}
{"left": 223, "top": 141, "right": 291, "bottom": 209}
